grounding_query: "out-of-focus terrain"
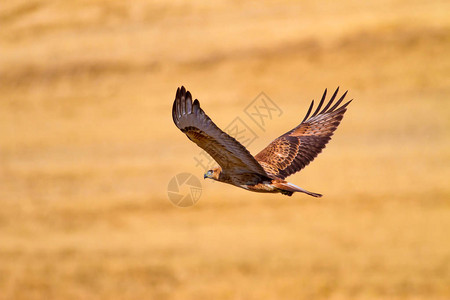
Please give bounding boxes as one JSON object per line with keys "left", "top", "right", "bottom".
{"left": 0, "top": 1, "right": 449, "bottom": 299}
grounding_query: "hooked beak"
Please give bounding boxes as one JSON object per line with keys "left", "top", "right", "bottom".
{"left": 203, "top": 173, "right": 207, "bottom": 179}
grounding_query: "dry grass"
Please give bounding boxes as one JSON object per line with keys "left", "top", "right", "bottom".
{"left": 1, "top": 0, "right": 449, "bottom": 299}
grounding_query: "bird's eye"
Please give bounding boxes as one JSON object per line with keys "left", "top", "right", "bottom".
{"left": 207, "top": 170, "right": 212, "bottom": 175}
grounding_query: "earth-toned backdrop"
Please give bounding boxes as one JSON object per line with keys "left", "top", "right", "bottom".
{"left": 1, "top": 1, "right": 449, "bottom": 299}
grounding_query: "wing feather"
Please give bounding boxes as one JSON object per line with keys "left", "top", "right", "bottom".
{"left": 255, "top": 88, "right": 352, "bottom": 179}
{"left": 172, "top": 86, "right": 269, "bottom": 177}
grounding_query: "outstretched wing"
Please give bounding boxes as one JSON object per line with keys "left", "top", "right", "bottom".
{"left": 254, "top": 88, "right": 352, "bottom": 179}
{"left": 172, "top": 86, "right": 268, "bottom": 178}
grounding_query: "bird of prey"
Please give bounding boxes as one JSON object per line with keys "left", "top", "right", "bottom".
{"left": 172, "top": 86, "right": 352, "bottom": 197}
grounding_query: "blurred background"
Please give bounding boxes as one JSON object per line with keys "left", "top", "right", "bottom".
{"left": 1, "top": 0, "right": 449, "bottom": 299}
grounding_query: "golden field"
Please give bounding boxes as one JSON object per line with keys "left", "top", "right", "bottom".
{"left": 1, "top": 0, "right": 449, "bottom": 299}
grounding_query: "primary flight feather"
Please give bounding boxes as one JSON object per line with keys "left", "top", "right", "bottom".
{"left": 172, "top": 86, "right": 352, "bottom": 197}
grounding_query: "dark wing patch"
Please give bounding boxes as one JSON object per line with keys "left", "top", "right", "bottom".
{"left": 255, "top": 87, "right": 352, "bottom": 179}
{"left": 172, "top": 86, "right": 268, "bottom": 177}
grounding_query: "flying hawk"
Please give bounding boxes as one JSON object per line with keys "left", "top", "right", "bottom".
{"left": 172, "top": 86, "right": 352, "bottom": 197}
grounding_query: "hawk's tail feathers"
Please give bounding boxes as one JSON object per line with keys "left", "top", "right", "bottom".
{"left": 273, "top": 182, "right": 323, "bottom": 197}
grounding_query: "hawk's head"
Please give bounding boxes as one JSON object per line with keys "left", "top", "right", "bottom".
{"left": 204, "top": 167, "right": 221, "bottom": 180}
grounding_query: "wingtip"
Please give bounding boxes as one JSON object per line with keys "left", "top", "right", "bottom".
{"left": 175, "top": 86, "right": 187, "bottom": 99}
{"left": 301, "top": 99, "right": 314, "bottom": 123}
{"left": 334, "top": 86, "right": 340, "bottom": 94}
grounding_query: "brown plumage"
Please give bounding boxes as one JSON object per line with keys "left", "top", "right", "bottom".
{"left": 172, "top": 86, "right": 352, "bottom": 197}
